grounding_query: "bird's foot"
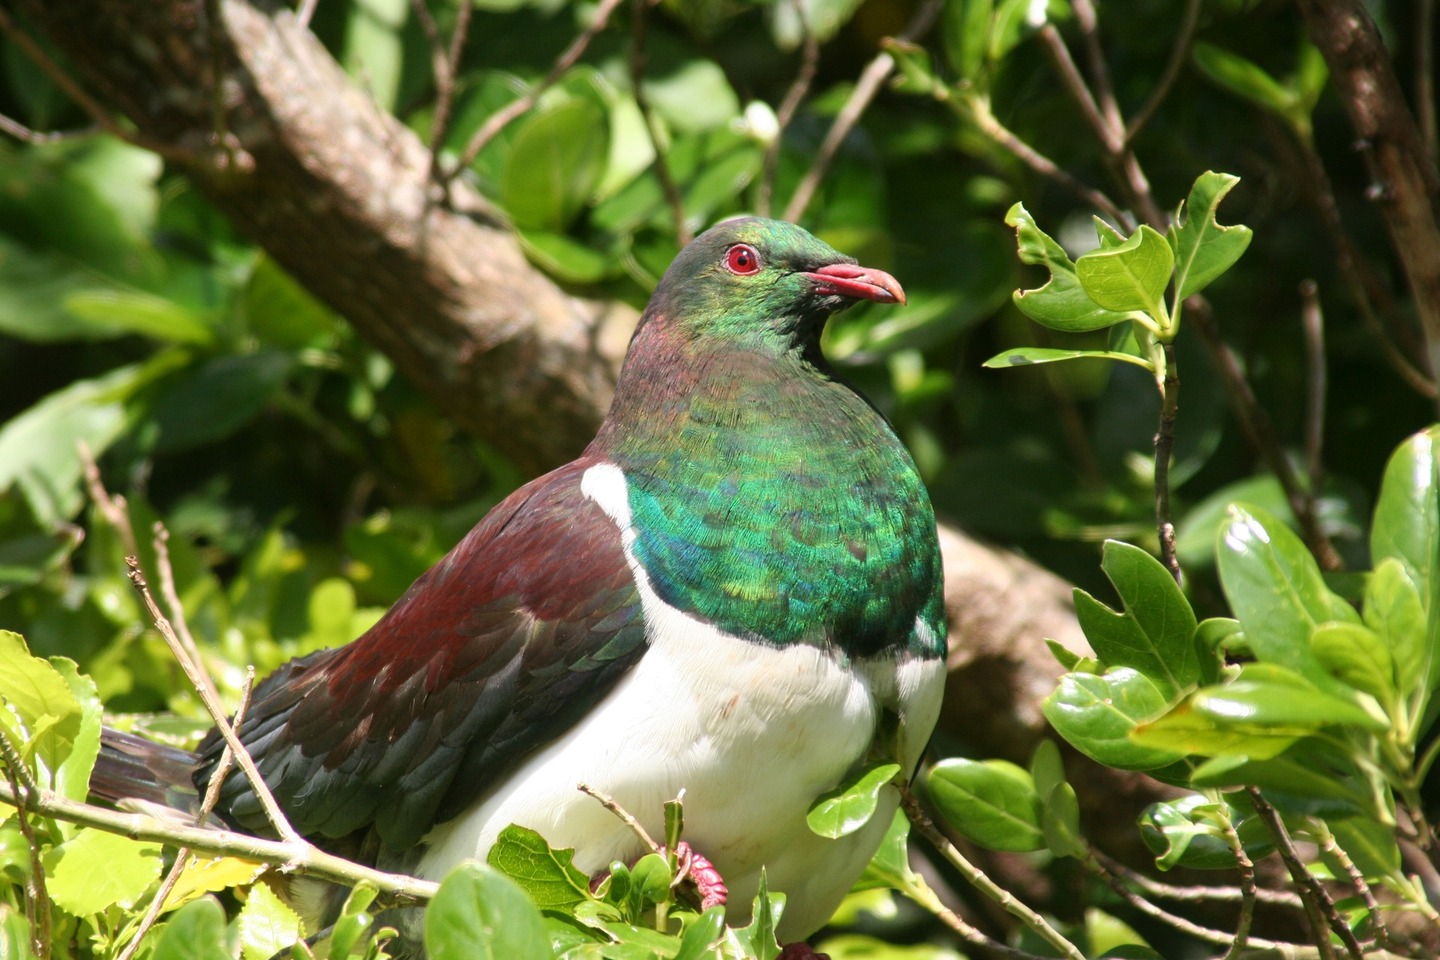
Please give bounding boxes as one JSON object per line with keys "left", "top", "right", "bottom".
{"left": 777, "top": 944, "right": 831, "bottom": 960}
{"left": 666, "top": 841, "right": 728, "bottom": 910}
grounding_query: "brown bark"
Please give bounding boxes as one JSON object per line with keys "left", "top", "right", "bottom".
{"left": 8, "top": 0, "right": 1084, "bottom": 760}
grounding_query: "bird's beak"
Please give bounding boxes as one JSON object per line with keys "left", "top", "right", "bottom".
{"left": 802, "top": 263, "right": 907, "bottom": 305}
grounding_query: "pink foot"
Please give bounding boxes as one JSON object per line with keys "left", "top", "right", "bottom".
{"left": 669, "top": 841, "right": 728, "bottom": 910}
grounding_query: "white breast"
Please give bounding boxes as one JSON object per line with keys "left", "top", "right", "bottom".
{"left": 415, "top": 462, "right": 944, "bottom": 939}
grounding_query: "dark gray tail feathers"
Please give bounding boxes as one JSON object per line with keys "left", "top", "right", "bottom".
{"left": 91, "top": 727, "right": 201, "bottom": 816}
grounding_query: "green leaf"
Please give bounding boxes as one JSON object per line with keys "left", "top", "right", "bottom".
{"left": 149, "top": 897, "right": 234, "bottom": 960}
{"left": 1325, "top": 816, "right": 1403, "bottom": 884}
{"left": 1029, "top": 739, "right": 1066, "bottom": 801}
{"left": 926, "top": 758, "right": 1043, "bottom": 852}
{"left": 0, "top": 631, "right": 83, "bottom": 792}
{"left": 326, "top": 883, "right": 378, "bottom": 960}
{"left": 672, "top": 906, "right": 726, "bottom": 960}
{"left": 425, "top": 862, "right": 550, "bottom": 960}
{"left": 1190, "top": 747, "right": 1366, "bottom": 815}
{"left": 1131, "top": 698, "right": 1299, "bottom": 761}
{"left": 1217, "top": 503, "right": 1360, "bottom": 691}
{"left": 516, "top": 230, "right": 615, "bottom": 284}
{"left": 1192, "top": 43, "right": 1300, "bottom": 118}
{"left": 486, "top": 825, "right": 592, "bottom": 910}
{"left": 808, "top": 762, "right": 901, "bottom": 839}
{"left": 1075, "top": 540, "right": 1200, "bottom": 698}
{"left": 1168, "top": 171, "right": 1253, "bottom": 299}
{"left": 729, "top": 869, "right": 783, "bottom": 960}
{"left": 1006, "top": 203, "right": 1130, "bottom": 332}
{"left": 48, "top": 656, "right": 101, "bottom": 806}
{"left": 942, "top": 0, "right": 992, "bottom": 81}
{"left": 237, "top": 882, "right": 303, "bottom": 960}
{"left": 982, "top": 347, "right": 1153, "bottom": 370}
{"left": 1190, "top": 663, "right": 1388, "bottom": 734}
{"left": 44, "top": 828, "right": 162, "bottom": 917}
{"left": 1074, "top": 225, "right": 1173, "bottom": 321}
{"left": 1311, "top": 622, "right": 1396, "bottom": 708}
{"left": 342, "top": 0, "right": 405, "bottom": 112}
{"left": 1138, "top": 796, "right": 1235, "bottom": 870}
{"left": 153, "top": 351, "right": 296, "bottom": 452}
{"left": 1044, "top": 667, "right": 1184, "bottom": 770}
{"left": 642, "top": 59, "right": 740, "bottom": 133}
{"left": 1365, "top": 558, "right": 1427, "bottom": 711}
{"left": 63, "top": 289, "right": 214, "bottom": 345}
{"left": 1041, "top": 782, "right": 1085, "bottom": 859}
{"left": 852, "top": 810, "right": 916, "bottom": 892}
{"left": 501, "top": 98, "right": 609, "bottom": 231}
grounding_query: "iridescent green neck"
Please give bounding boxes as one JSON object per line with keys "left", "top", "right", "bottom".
{"left": 592, "top": 333, "right": 943, "bottom": 660}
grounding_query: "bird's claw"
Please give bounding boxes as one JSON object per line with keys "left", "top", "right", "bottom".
{"left": 665, "top": 841, "right": 728, "bottom": 910}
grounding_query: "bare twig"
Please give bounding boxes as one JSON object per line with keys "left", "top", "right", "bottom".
{"left": 126, "top": 559, "right": 302, "bottom": 845}
{"left": 1083, "top": 850, "right": 1286, "bottom": 950}
{"left": 1299, "top": 280, "right": 1328, "bottom": 515}
{"left": 758, "top": 0, "right": 819, "bottom": 218}
{"left": 1037, "top": 24, "right": 1114, "bottom": 152}
{"left": 79, "top": 441, "right": 139, "bottom": 562}
{"left": 153, "top": 523, "right": 205, "bottom": 688}
{"left": 1247, "top": 788, "right": 1364, "bottom": 960}
{"left": 1089, "top": 847, "right": 1303, "bottom": 908}
{"left": 1217, "top": 807, "right": 1259, "bottom": 960}
{"left": 1154, "top": 341, "right": 1181, "bottom": 582}
{"left": 0, "top": 6, "right": 199, "bottom": 165}
{"left": 1125, "top": 0, "right": 1202, "bottom": 143}
{"left": 630, "top": 0, "right": 689, "bottom": 243}
{"left": 0, "top": 778, "right": 436, "bottom": 902}
{"left": 295, "top": 0, "right": 320, "bottom": 29}
{"left": 0, "top": 113, "right": 99, "bottom": 144}
{"left": 414, "top": 0, "right": 472, "bottom": 184}
{"left": 1317, "top": 822, "right": 1394, "bottom": 951}
{"left": 451, "top": 0, "right": 625, "bottom": 177}
{"left": 898, "top": 783, "right": 1086, "bottom": 960}
{"left": 783, "top": 0, "right": 943, "bottom": 223}
{"left": 115, "top": 671, "right": 257, "bottom": 960}
{"left": 0, "top": 728, "right": 52, "bottom": 960}
{"left": 576, "top": 781, "right": 662, "bottom": 854}
{"left": 1417, "top": 0, "right": 1437, "bottom": 167}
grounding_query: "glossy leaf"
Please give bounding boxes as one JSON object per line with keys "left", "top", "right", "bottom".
{"left": 853, "top": 810, "right": 916, "bottom": 892}
{"left": 1006, "top": 203, "right": 1130, "bottom": 332}
{"left": 501, "top": 98, "right": 609, "bottom": 231}
{"left": 0, "top": 631, "right": 83, "bottom": 792}
{"left": 982, "top": 347, "right": 1152, "bottom": 370}
{"left": 808, "top": 762, "right": 901, "bottom": 839}
{"left": 149, "top": 897, "right": 233, "bottom": 960}
{"left": 729, "top": 869, "right": 784, "bottom": 960}
{"left": 1364, "top": 558, "right": 1427, "bottom": 708}
{"left": 1131, "top": 699, "right": 1299, "bottom": 761}
{"left": 1311, "top": 621, "right": 1395, "bottom": 708}
{"left": 1075, "top": 540, "right": 1200, "bottom": 698}
{"left": 425, "top": 862, "right": 550, "bottom": 960}
{"left": 672, "top": 906, "right": 726, "bottom": 960}
{"left": 1074, "top": 225, "right": 1173, "bottom": 320}
{"left": 1029, "top": 738, "right": 1067, "bottom": 801}
{"left": 236, "top": 881, "right": 303, "bottom": 960}
{"left": 1217, "top": 503, "right": 1360, "bottom": 692}
{"left": 1168, "top": 171, "right": 1253, "bottom": 299}
{"left": 1137, "top": 796, "right": 1271, "bottom": 871}
{"left": 1044, "top": 667, "right": 1184, "bottom": 770}
{"left": 44, "top": 828, "right": 162, "bottom": 917}
{"left": 927, "top": 758, "right": 1043, "bottom": 852}
{"left": 1192, "top": 663, "right": 1388, "bottom": 734}
{"left": 1041, "top": 782, "right": 1085, "bottom": 859}
{"left": 1192, "top": 43, "right": 1299, "bottom": 118}
{"left": 1190, "top": 747, "right": 1366, "bottom": 817}
{"left": 486, "top": 825, "right": 591, "bottom": 910}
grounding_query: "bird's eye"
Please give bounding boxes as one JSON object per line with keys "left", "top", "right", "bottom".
{"left": 724, "top": 244, "right": 762, "bottom": 276}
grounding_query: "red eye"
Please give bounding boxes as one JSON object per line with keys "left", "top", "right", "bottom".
{"left": 724, "top": 244, "right": 761, "bottom": 275}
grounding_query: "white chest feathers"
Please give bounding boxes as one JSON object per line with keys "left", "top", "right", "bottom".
{"left": 415, "top": 462, "right": 945, "bottom": 940}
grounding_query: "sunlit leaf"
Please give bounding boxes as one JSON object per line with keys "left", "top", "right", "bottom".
{"left": 44, "top": 828, "right": 162, "bottom": 917}
{"left": 1006, "top": 203, "right": 1130, "bottom": 332}
{"left": 927, "top": 758, "right": 1043, "bottom": 852}
{"left": 425, "top": 862, "right": 550, "bottom": 960}
{"left": 1075, "top": 225, "right": 1173, "bottom": 320}
{"left": 1044, "top": 667, "right": 1183, "bottom": 770}
{"left": 486, "top": 825, "right": 592, "bottom": 910}
{"left": 808, "top": 762, "right": 901, "bottom": 839}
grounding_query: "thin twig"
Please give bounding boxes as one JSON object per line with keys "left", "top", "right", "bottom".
{"left": 295, "top": 0, "right": 320, "bottom": 29}
{"left": 415, "top": 0, "right": 472, "bottom": 185}
{"left": 0, "top": 728, "right": 52, "bottom": 960}
{"left": 964, "top": 97, "right": 1129, "bottom": 227}
{"left": 1217, "top": 808, "right": 1259, "bottom": 960}
{"left": 630, "top": 0, "right": 689, "bottom": 243}
{"left": 0, "top": 779, "right": 436, "bottom": 902}
{"left": 898, "top": 783, "right": 1086, "bottom": 960}
{"left": 1317, "top": 822, "right": 1395, "bottom": 952}
{"left": 1188, "top": 301, "right": 1344, "bottom": 571}
{"left": 0, "top": 113, "right": 99, "bottom": 144}
{"left": 1154, "top": 341, "right": 1181, "bottom": 582}
{"left": 0, "top": 6, "right": 196, "bottom": 165}
{"left": 1037, "top": 24, "right": 1115, "bottom": 152}
{"left": 125, "top": 559, "right": 303, "bottom": 845}
{"left": 783, "top": 0, "right": 943, "bottom": 223}
{"left": 758, "top": 0, "right": 819, "bottom": 218}
{"left": 1299, "top": 280, "right": 1328, "bottom": 521}
{"left": 153, "top": 523, "right": 205, "bottom": 690}
{"left": 1083, "top": 851, "right": 1287, "bottom": 950}
{"left": 1247, "top": 788, "right": 1364, "bottom": 960}
{"left": 79, "top": 441, "right": 139, "bottom": 562}
{"left": 577, "top": 782, "right": 662, "bottom": 854}
{"left": 1125, "top": 0, "right": 1202, "bottom": 143}
{"left": 1089, "top": 847, "right": 1303, "bottom": 908}
{"left": 451, "top": 0, "right": 625, "bottom": 178}
{"left": 1418, "top": 0, "right": 1437, "bottom": 167}
{"left": 115, "top": 671, "right": 257, "bottom": 960}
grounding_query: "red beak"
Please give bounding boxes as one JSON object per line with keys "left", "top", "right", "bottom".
{"left": 802, "top": 263, "right": 906, "bottom": 305}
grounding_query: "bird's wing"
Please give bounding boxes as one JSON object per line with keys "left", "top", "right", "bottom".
{"left": 199, "top": 457, "right": 647, "bottom": 851}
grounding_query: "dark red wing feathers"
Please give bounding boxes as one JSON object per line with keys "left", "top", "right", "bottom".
{"left": 198, "top": 457, "right": 648, "bottom": 852}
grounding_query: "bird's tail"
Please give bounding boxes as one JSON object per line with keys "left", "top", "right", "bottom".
{"left": 90, "top": 728, "right": 201, "bottom": 821}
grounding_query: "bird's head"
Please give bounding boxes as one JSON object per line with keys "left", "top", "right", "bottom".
{"left": 637, "top": 217, "right": 905, "bottom": 349}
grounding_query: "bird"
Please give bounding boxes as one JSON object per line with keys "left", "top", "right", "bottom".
{"left": 94, "top": 217, "right": 946, "bottom": 946}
